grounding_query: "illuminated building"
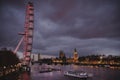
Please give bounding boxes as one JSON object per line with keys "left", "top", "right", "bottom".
{"left": 73, "top": 48, "right": 79, "bottom": 62}
{"left": 59, "top": 50, "right": 65, "bottom": 59}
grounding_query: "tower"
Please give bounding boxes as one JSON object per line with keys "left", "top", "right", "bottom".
{"left": 73, "top": 48, "right": 78, "bottom": 62}
{"left": 59, "top": 50, "right": 65, "bottom": 59}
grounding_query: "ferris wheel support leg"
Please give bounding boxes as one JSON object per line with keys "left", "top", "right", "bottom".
{"left": 14, "top": 36, "right": 24, "bottom": 54}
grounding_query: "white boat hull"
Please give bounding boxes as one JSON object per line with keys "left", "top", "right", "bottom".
{"left": 64, "top": 71, "right": 88, "bottom": 79}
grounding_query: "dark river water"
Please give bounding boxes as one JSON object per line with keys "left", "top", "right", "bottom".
{"left": 31, "top": 64, "right": 120, "bottom": 80}
{"left": 1, "top": 64, "right": 120, "bottom": 80}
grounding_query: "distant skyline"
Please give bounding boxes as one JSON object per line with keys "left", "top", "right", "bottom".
{"left": 0, "top": 0, "right": 120, "bottom": 57}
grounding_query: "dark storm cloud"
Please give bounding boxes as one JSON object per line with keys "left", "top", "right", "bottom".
{"left": 0, "top": 0, "right": 120, "bottom": 56}
{"left": 36, "top": 0, "right": 120, "bottom": 39}
{"left": 0, "top": 0, "right": 25, "bottom": 48}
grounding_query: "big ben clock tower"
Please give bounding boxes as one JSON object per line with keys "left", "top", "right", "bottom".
{"left": 73, "top": 48, "right": 78, "bottom": 63}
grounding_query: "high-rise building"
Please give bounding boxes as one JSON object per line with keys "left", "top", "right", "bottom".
{"left": 38, "top": 53, "right": 41, "bottom": 61}
{"left": 73, "top": 48, "right": 78, "bottom": 62}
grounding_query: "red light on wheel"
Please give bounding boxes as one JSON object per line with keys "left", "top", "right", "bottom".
{"left": 25, "top": 57, "right": 30, "bottom": 61}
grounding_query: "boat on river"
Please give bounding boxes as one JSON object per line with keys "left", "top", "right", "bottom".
{"left": 39, "top": 68, "right": 61, "bottom": 73}
{"left": 64, "top": 70, "right": 88, "bottom": 79}
{"left": 39, "top": 68, "right": 52, "bottom": 73}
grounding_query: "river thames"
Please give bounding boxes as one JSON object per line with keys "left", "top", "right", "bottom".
{"left": 1, "top": 64, "right": 120, "bottom": 80}
{"left": 31, "top": 64, "right": 120, "bottom": 80}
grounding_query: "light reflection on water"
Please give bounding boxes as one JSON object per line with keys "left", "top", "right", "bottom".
{"left": 1, "top": 64, "right": 120, "bottom": 80}
{"left": 0, "top": 71, "right": 30, "bottom": 80}
{"left": 31, "top": 64, "right": 120, "bottom": 80}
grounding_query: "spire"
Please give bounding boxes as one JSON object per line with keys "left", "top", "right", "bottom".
{"left": 74, "top": 48, "right": 77, "bottom": 52}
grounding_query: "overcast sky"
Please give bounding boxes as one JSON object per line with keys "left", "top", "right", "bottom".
{"left": 0, "top": 0, "right": 120, "bottom": 57}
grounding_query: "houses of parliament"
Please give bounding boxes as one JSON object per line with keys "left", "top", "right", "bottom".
{"left": 31, "top": 48, "right": 79, "bottom": 63}
{"left": 53, "top": 48, "right": 79, "bottom": 63}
